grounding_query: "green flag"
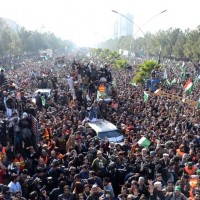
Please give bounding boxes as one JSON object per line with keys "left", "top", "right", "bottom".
{"left": 166, "top": 79, "right": 171, "bottom": 86}
{"left": 138, "top": 136, "right": 151, "bottom": 147}
{"left": 193, "top": 75, "right": 200, "bottom": 87}
{"left": 130, "top": 82, "right": 137, "bottom": 87}
{"left": 198, "top": 98, "right": 200, "bottom": 109}
{"left": 144, "top": 91, "right": 149, "bottom": 103}
{"left": 171, "top": 78, "right": 176, "bottom": 85}
{"left": 41, "top": 96, "right": 46, "bottom": 106}
{"left": 180, "top": 62, "right": 186, "bottom": 81}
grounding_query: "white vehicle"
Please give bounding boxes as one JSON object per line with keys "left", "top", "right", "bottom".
{"left": 32, "top": 89, "right": 52, "bottom": 104}
{"left": 88, "top": 119, "right": 124, "bottom": 143}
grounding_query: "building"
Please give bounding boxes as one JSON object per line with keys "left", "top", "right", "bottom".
{"left": 113, "top": 13, "right": 134, "bottom": 38}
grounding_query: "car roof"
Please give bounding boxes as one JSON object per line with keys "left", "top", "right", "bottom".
{"left": 88, "top": 119, "right": 118, "bottom": 133}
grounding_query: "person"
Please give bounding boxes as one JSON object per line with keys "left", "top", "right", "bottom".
{"left": 87, "top": 184, "right": 104, "bottom": 200}
{"left": 8, "top": 173, "right": 22, "bottom": 194}
{"left": 165, "top": 186, "right": 187, "bottom": 200}
{"left": 49, "top": 181, "right": 66, "bottom": 200}
{"left": 91, "top": 151, "right": 108, "bottom": 178}
{"left": 146, "top": 66, "right": 161, "bottom": 92}
{"left": 0, "top": 69, "right": 5, "bottom": 86}
{"left": 103, "top": 177, "right": 115, "bottom": 200}
{"left": 57, "top": 185, "right": 74, "bottom": 200}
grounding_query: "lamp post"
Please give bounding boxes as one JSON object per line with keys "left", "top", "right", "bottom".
{"left": 112, "top": 9, "right": 167, "bottom": 59}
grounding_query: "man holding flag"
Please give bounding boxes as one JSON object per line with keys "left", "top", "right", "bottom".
{"left": 146, "top": 66, "right": 161, "bottom": 92}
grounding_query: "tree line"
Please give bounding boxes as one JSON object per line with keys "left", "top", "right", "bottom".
{"left": 98, "top": 26, "right": 200, "bottom": 62}
{"left": 0, "top": 18, "right": 76, "bottom": 57}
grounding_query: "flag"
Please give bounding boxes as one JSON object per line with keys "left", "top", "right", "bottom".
{"left": 166, "top": 79, "right": 171, "bottom": 86}
{"left": 198, "top": 98, "right": 200, "bottom": 109}
{"left": 41, "top": 96, "right": 46, "bottom": 106}
{"left": 183, "top": 79, "right": 193, "bottom": 94}
{"left": 180, "top": 62, "right": 186, "bottom": 81}
{"left": 138, "top": 136, "right": 151, "bottom": 147}
{"left": 130, "top": 82, "right": 137, "bottom": 87}
{"left": 193, "top": 75, "right": 200, "bottom": 87}
{"left": 163, "top": 68, "right": 168, "bottom": 79}
{"left": 144, "top": 91, "right": 149, "bottom": 102}
{"left": 171, "top": 78, "right": 176, "bottom": 85}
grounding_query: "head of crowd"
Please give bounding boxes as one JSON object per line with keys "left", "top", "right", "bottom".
{"left": 0, "top": 51, "right": 199, "bottom": 200}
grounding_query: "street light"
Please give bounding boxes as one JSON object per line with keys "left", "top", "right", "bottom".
{"left": 133, "top": 9, "right": 167, "bottom": 38}
{"left": 112, "top": 9, "right": 167, "bottom": 59}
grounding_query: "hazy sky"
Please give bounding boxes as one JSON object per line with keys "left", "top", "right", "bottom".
{"left": 1, "top": 0, "right": 200, "bottom": 47}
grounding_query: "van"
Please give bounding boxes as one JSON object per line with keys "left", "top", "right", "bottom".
{"left": 88, "top": 119, "right": 124, "bottom": 143}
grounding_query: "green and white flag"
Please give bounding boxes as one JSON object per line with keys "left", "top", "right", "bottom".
{"left": 193, "top": 75, "right": 200, "bottom": 87}
{"left": 41, "top": 96, "right": 46, "bottom": 106}
{"left": 180, "top": 62, "right": 186, "bottom": 81}
{"left": 198, "top": 98, "right": 200, "bottom": 109}
{"left": 144, "top": 91, "right": 149, "bottom": 103}
{"left": 130, "top": 82, "right": 137, "bottom": 87}
{"left": 166, "top": 79, "right": 171, "bottom": 86}
{"left": 138, "top": 136, "right": 151, "bottom": 148}
{"left": 171, "top": 78, "right": 176, "bottom": 85}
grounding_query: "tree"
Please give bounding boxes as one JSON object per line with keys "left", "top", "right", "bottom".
{"left": 133, "top": 60, "right": 160, "bottom": 84}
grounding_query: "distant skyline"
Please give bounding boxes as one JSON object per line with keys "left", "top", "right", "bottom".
{"left": 1, "top": 0, "right": 200, "bottom": 47}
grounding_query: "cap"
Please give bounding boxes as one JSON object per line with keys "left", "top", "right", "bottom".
{"left": 154, "top": 181, "right": 162, "bottom": 187}
{"left": 196, "top": 169, "right": 200, "bottom": 174}
{"left": 175, "top": 186, "right": 181, "bottom": 191}
{"left": 42, "top": 144, "right": 48, "bottom": 148}
{"left": 97, "top": 150, "right": 102, "bottom": 155}
{"left": 92, "top": 184, "right": 98, "bottom": 188}
{"left": 188, "top": 162, "right": 193, "bottom": 166}
{"left": 163, "top": 153, "right": 169, "bottom": 157}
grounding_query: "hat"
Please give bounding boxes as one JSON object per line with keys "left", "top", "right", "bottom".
{"left": 163, "top": 153, "right": 169, "bottom": 157}
{"left": 92, "top": 184, "right": 98, "bottom": 188}
{"left": 154, "top": 181, "right": 162, "bottom": 187}
{"left": 42, "top": 144, "right": 48, "bottom": 148}
{"left": 196, "top": 169, "right": 200, "bottom": 174}
{"left": 175, "top": 186, "right": 181, "bottom": 191}
{"left": 188, "top": 162, "right": 193, "bottom": 166}
{"left": 97, "top": 150, "right": 102, "bottom": 155}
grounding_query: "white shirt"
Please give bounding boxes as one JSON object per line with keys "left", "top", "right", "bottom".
{"left": 8, "top": 181, "right": 22, "bottom": 194}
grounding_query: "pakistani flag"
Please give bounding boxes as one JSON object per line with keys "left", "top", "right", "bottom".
{"left": 198, "top": 98, "right": 200, "bottom": 109}
{"left": 41, "top": 96, "right": 46, "bottom": 106}
{"left": 130, "top": 82, "right": 137, "bottom": 87}
{"left": 166, "top": 79, "right": 171, "bottom": 86}
{"left": 144, "top": 91, "right": 149, "bottom": 103}
{"left": 193, "top": 75, "right": 200, "bottom": 87}
{"left": 180, "top": 62, "right": 186, "bottom": 81}
{"left": 183, "top": 79, "right": 193, "bottom": 94}
{"left": 171, "top": 78, "right": 176, "bottom": 85}
{"left": 138, "top": 136, "right": 151, "bottom": 148}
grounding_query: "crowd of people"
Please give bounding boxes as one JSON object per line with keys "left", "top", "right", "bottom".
{"left": 0, "top": 50, "right": 199, "bottom": 200}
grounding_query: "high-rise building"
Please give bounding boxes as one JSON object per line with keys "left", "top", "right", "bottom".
{"left": 113, "top": 13, "right": 133, "bottom": 38}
